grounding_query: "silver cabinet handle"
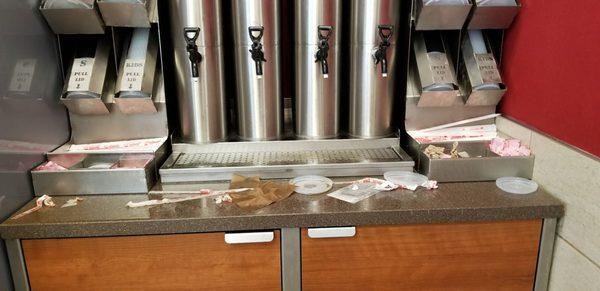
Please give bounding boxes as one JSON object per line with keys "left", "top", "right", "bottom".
{"left": 224, "top": 231, "right": 274, "bottom": 244}
{"left": 307, "top": 227, "right": 356, "bottom": 239}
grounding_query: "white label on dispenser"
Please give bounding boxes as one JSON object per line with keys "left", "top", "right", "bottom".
{"left": 475, "top": 54, "right": 502, "bottom": 84}
{"left": 67, "top": 58, "right": 95, "bottom": 92}
{"left": 120, "top": 59, "right": 145, "bottom": 91}
{"left": 427, "top": 53, "right": 454, "bottom": 84}
{"left": 8, "top": 59, "right": 36, "bottom": 92}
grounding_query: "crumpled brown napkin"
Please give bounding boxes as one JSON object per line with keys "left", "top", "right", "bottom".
{"left": 228, "top": 174, "right": 295, "bottom": 209}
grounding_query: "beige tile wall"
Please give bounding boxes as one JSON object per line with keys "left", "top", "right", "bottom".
{"left": 549, "top": 238, "right": 600, "bottom": 291}
{"left": 496, "top": 116, "right": 600, "bottom": 291}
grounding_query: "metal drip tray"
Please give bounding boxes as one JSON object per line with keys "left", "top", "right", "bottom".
{"left": 160, "top": 138, "right": 414, "bottom": 183}
{"left": 172, "top": 148, "right": 401, "bottom": 168}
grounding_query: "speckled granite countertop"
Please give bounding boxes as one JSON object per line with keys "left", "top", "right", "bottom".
{"left": 0, "top": 180, "right": 563, "bottom": 239}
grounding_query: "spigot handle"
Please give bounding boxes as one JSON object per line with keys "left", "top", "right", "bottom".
{"left": 378, "top": 25, "right": 393, "bottom": 42}
{"left": 248, "top": 26, "right": 266, "bottom": 76}
{"left": 184, "top": 27, "right": 202, "bottom": 78}
{"left": 374, "top": 25, "right": 393, "bottom": 77}
{"left": 315, "top": 25, "right": 333, "bottom": 77}
{"left": 318, "top": 25, "right": 333, "bottom": 40}
{"left": 248, "top": 26, "right": 265, "bottom": 42}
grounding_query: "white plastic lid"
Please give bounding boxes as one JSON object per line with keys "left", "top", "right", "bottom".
{"left": 290, "top": 175, "right": 333, "bottom": 195}
{"left": 384, "top": 171, "right": 429, "bottom": 189}
{"left": 496, "top": 177, "right": 538, "bottom": 195}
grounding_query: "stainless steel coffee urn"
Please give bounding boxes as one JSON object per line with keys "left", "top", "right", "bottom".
{"left": 294, "top": 0, "right": 341, "bottom": 139}
{"left": 232, "top": 0, "right": 282, "bottom": 141}
{"left": 348, "top": 0, "right": 401, "bottom": 138}
{"left": 169, "top": 0, "right": 227, "bottom": 143}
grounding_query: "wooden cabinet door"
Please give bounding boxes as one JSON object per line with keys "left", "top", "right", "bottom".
{"left": 302, "top": 220, "right": 542, "bottom": 291}
{"left": 22, "top": 231, "right": 281, "bottom": 291}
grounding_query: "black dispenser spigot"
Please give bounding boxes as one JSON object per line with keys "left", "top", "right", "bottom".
{"left": 248, "top": 26, "right": 266, "bottom": 76}
{"left": 315, "top": 25, "right": 332, "bottom": 77}
{"left": 374, "top": 25, "right": 393, "bottom": 77}
{"left": 184, "top": 27, "right": 202, "bottom": 78}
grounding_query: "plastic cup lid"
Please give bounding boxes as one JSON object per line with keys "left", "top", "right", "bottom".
{"left": 496, "top": 177, "right": 538, "bottom": 195}
{"left": 383, "top": 171, "right": 428, "bottom": 188}
{"left": 290, "top": 175, "right": 333, "bottom": 195}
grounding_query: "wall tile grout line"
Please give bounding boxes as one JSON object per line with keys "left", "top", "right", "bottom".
{"left": 557, "top": 234, "right": 600, "bottom": 270}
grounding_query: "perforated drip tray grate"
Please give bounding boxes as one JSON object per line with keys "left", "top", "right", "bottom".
{"left": 160, "top": 138, "right": 415, "bottom": 183}
{"left": 172, "top": 148, "right": 401, "bottom": 168}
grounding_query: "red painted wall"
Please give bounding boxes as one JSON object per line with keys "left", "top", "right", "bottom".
{"left": 500, "top": 0, "right": 600, "bottom": 157}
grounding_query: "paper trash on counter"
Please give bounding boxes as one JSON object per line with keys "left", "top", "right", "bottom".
{"left": 336, "top": 177, "right": 399, "bottom": 191}
{"left": 328, "top": 178, "right": 401, "bottom": 204}
{"left": 383, "top": 171, "right": 439, "bottom": 191}
{"left": 228, "top": 174, "right": 295, "bottom": 209}
{"left": 11, "top": 195, "right": 55, "bottom": 220}
{"left": 214, "top": 194, "right": 232, "bottom": 204}
{"left": 396, "top": 180, "right": 438, "bottom": 191}
{"left": 126, "top": 188, "right": 252, "bottom": 208}
{"left": 61, "top": 197, "right": 84, "bottom": 208}
{"left": 328, "top": 183, "right": 381, "bottom": 204}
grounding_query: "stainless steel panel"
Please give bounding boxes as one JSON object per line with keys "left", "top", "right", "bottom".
{"left": 169, "top": 0, "right": 222, "bottom": 47}
{"left": 68, "top": 38, "right": 111, "bottom": 97}
{"left": 534, "top": 218, "right": 557, "bottom": 291}
{"left": 97, "top": 0, "right": 153, "bottom": 28}
{"left": 33, "top": 146, "right": 167, "bottom": 195}
{"left": 69, "top": 106, "right": 168, "bottom": 143}
{"left": 61, "top": 38, "right": 114, "bottom": 115}
{"left": 295, "top": 45, "right": 340, "bottom": 139}
{"left": 6, "top": 240, "right": 29, "bottom": 291}
{"left": 348, "top": 0, "right": 400, "bottom": 138}
{"left": 32, "top": 164, "right": 153, "bottom": 195}
{"left": 161, "top": 138, "right": 414, "bottom": 183}
{"left": 413, "top": 32, "right": 457, "bottom": 89}
{"left": 295, "top": 0, "right": 341, "bottom": 139}
{"left": 0, "top": 1, "right": 69, "bottom": 289}
{"left": 232, "top": 0, "right": 282, "bottom": 141}
{"left": 295, "top": 0, "right": 341, "bottom": 45}
{"left": 115, "top": 28, "right": 159, "bottom": 114}
{"left": 68, "top": 72, "right": 168, "bottom": 143}
{"left": 281, "top": 228, "right": 301, "bottom": 291}
{"left": 468, "top": 0, "right": 520, "bottom": 29}
{"left": 171, "top": 137, "right": 403, "bottom": 152}
{"left": 350, "top": 0, "right": 401, "bottom": 45}
{"left": 115, "top": 66, "right": 162, "bottom": 115}
{"left": 234, "top": 44, "right": 282, "bottom": 141}
{"left": 411, "top": 31, "right": 461, "bottom": 107}
{"left": 61, "top": 95, "right": 112, "bottom": 115}
{"left": 232, "top": 0, "right": 280, "bottom": 46}
{"left": 348, "top": 44, "right": 397, "bottom": 138}
{"left": 414, "top": 0, "right": 473, "bottom": 31}
{"left": 39, "top": 0, "right": 105, "bottom": 34}
{"left": 464, "top": 89, "right": 505, "bottom": 106}
{"left": 170, "top": 0, "right": 227, "bottom": 143}
{"left": 459, "top": 32, "right": 506, "bottom": 106}
{"left": 404, "top": 69, "right": 496, "bottom": 130}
